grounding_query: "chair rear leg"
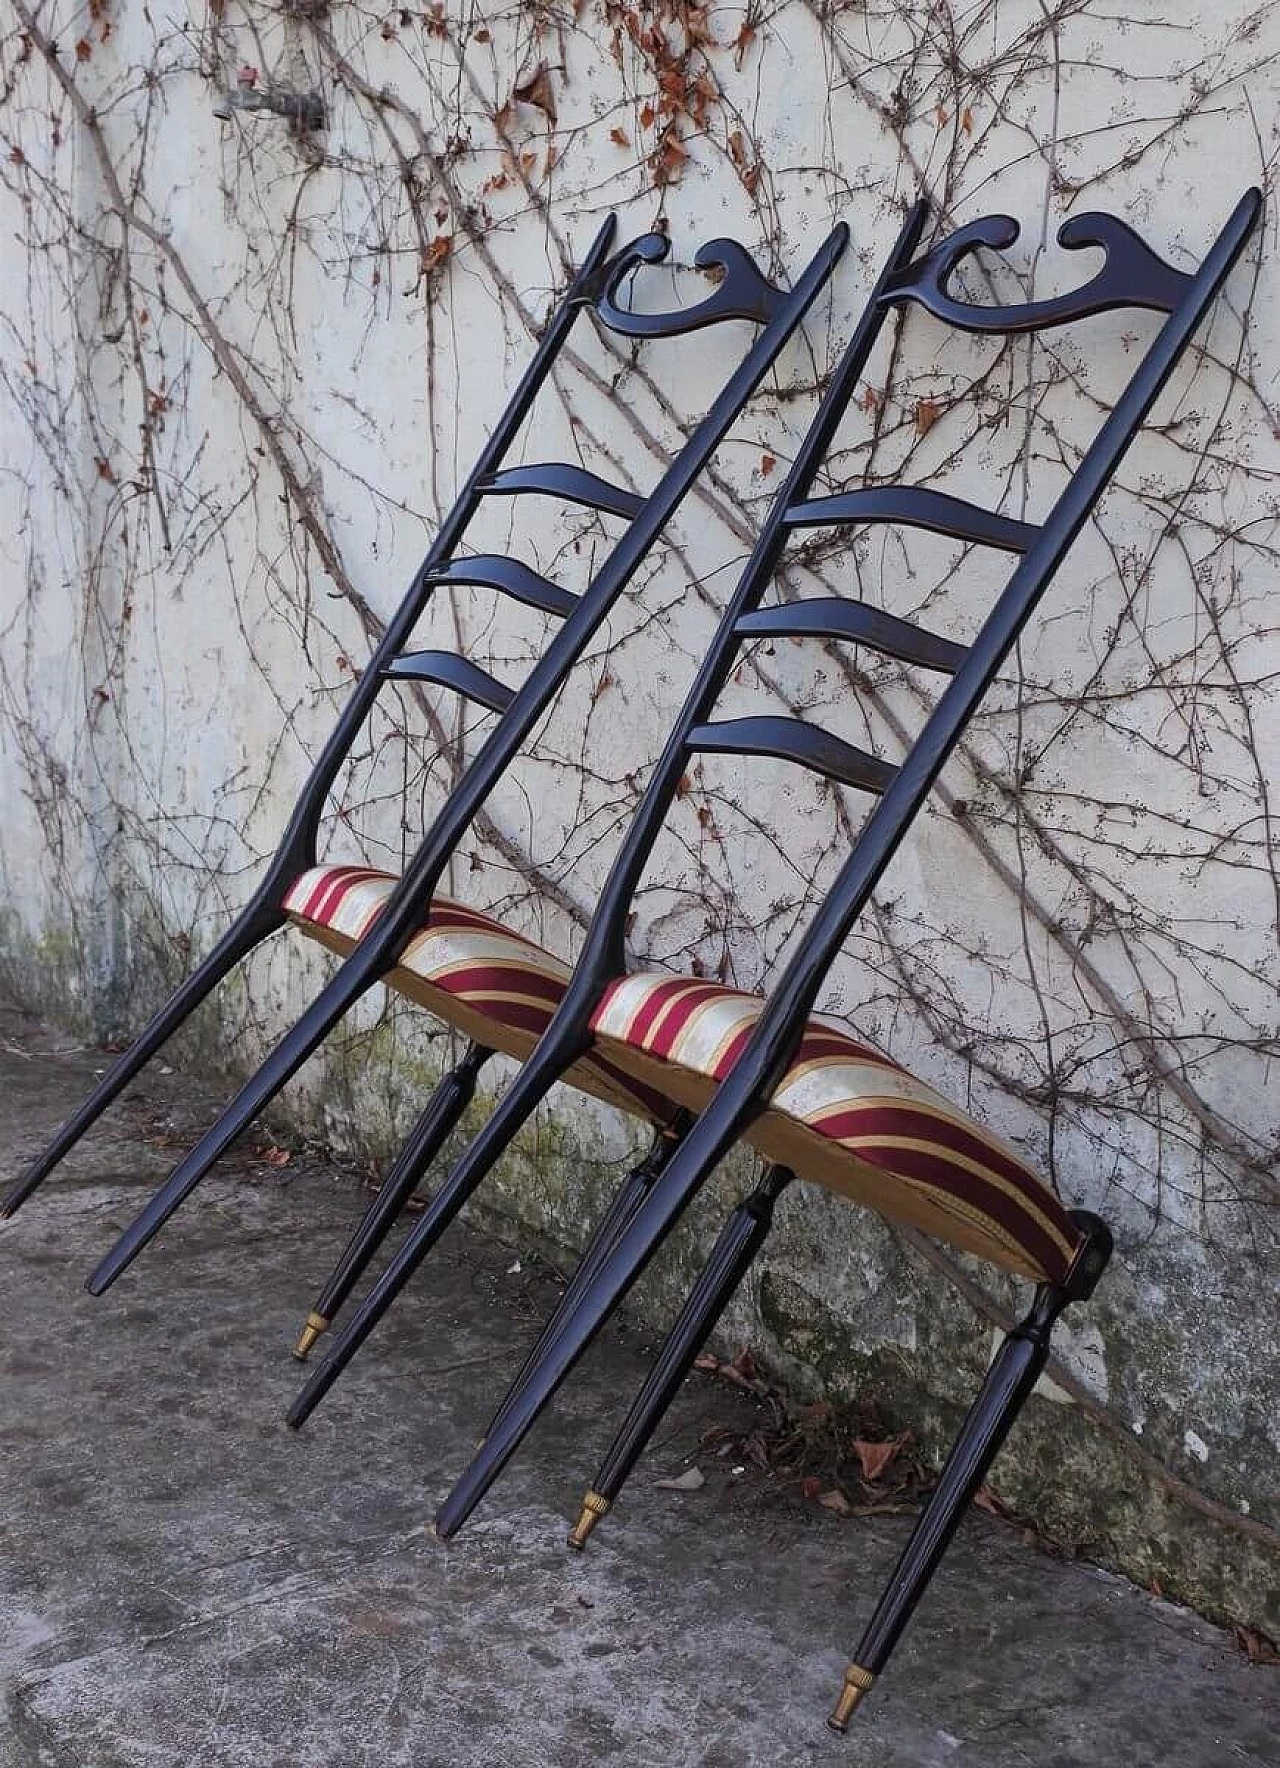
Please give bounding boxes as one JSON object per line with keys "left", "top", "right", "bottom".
{"left": 2, "top": 900, "right": 283, "bottom": 1219}
{"left": 550, "top": 1166, "right": 790, "bottom": 1551}
{"left": 483, "top": 1116, "right": 691, "bottom": 1444}
{"left": 827, "top": 1215, "right": 1112, "bottom": 1732}
{"left": 293, "top": 1042, "right": 495, "bottom": 1359}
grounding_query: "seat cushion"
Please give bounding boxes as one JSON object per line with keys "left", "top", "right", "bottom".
{"left": 286, "top": 866, "right": 1084, "bottom": 1284}
{"left": 283, "top": 867, "right": 676, "bottom": 1122}
{"left": 589, "top": 974, "right": 1084, "bottom": 1284}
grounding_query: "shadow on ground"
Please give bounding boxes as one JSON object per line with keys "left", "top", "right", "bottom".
{"left": 0, "top": 1000, "right": 1274, "bottom": 1768}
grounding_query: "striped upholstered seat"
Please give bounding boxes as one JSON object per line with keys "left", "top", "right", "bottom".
{"left": 287, "top": 864, "right": 1081, "bottom": 1284}
{"left": 589, "top": 976, "right": 1082, "bottom": 1283}
{"left": 283, "top": 867, "right": 673, "bottom": 1122}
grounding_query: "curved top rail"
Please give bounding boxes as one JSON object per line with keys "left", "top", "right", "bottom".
{"left": 581, "top": 232, "right": 790, "bottom": 338}
{"left": 880, "top": 211, "right": 1194, "bottom": 335}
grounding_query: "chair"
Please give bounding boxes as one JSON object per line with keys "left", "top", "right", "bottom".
{"left": 3, "top": 217, "right": 850, "bottom": 1312}
{"left": 288, "top": 187, "right": 1261, "bottom": 1726}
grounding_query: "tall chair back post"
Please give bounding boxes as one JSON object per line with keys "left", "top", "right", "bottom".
{"left": 283, "top": 202, "right": 932, "bottom": 1425}
{"left": 422, "top": 189, "right": 1262, "bottom": 1561}
{"left": 79, "top": 222, "right": 853, "bottom": 1292}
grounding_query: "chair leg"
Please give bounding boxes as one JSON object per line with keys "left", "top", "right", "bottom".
{"left": 415, "top": 1098, "right": 746, "bottom": 1534}
{"left": 285, "top": 1027, "right": 588, "bottom": 1429}
{"left": 540, "top": 1166, "right": 790, "bottom": 1551}
{"left": 292, "top": 1042, "right": 495, "bottom": 1359}
{"left": 482, "top": 1116, "right": 691, "bottom": 1444}
{"left": 84, "top": 933, "right": 391, "bottom": 1296}
{"left": 1, "top": 900, "right": 283, "bottom": 1219}
{"left": 827, "top": 1213, "right": 1113, "bottom": 1730}
{"left": 827, "top": 1282, "right": 1067, "bottom": 1731}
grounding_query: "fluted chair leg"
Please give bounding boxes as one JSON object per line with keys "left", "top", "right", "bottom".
{"left": 557, "top": 1165, "right": 792, "bottom": 1551}
{"left": 293, "top": 1043, "right": 494, "bottom": 1359}
{"left": 483, "top": 1116, "right": 690, "bottom": 1442}
{"left": 283, "top": 1030, "right": 589, "bottom": 1429}
{"left": 2, "top": 900, "right": 283, "bottom": 1219}
{"left": 827, "top": 1217, "right": 1114, "bottom": 1731}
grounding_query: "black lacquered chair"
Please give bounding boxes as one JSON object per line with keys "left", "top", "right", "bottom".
{"left": 3, "top": 217, "right": 850, "bottom": 1316}
{"left": 289, "top": 188, "right": 1260, "bottom": 1726}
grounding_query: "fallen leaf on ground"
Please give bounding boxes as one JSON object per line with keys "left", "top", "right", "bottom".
{"left": 655, "top": 1466, "right": 706, "bottom": 1493}
{"left": 259, "top": 1145, "right": 291, "bottom": 1167}
{"left": 818, "top": 1487, "right": 854, "bottom": 1515}
{"left": 972, "top": 1484, "right": 1011, "bottom": 1517}
{"left": 1234, "top": 1624, "right": 1279, "bottom": 1664}
{"left": 852, "top": 1434, "right": 905, "bottom": 1483}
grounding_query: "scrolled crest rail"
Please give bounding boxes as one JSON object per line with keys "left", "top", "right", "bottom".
{"left": 881, "top": 209, "right": 1196, "bottom": 334}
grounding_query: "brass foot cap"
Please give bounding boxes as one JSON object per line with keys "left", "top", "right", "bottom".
{"left": 566, "top": 1489, "right": 611, "bottom": 1551}
{"left": 826, "top": 1665, "right": 874, "bottom": 1733}
{"left": 292, "top": 1311, "right": 329, "bottom": 1361}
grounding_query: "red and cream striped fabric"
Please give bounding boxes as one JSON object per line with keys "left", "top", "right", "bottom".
{"left": 285, "top": 866, "right": 1084, "bottom": 1283}
{"left": 282, "top": 867, "right": 675, "bottom": 1123}
{"left": 589, "top": 974, "right": 1084, "bottom": 1283}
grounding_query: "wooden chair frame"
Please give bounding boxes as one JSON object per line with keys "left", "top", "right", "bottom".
{"left": 286, "top": 186, "right": 1261, "bottom": 1727}
{"left": 4, "top": 217, "right": 850, "bottom": 1307}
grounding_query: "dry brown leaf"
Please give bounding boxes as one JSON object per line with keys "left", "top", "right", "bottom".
{"left": 1234, "top": 1624, "right": 1279, "bottom": 1664}
{"left": 818, "top": 1487, "right": 854, "bottom": 1515}
{"left": 761, "top": 452, "right": 776, "bottom": 476}
{"left": 609, "top": 125, "right": 631, "bottom": 148}
{"left": 972, "top": 1484, "right": 1011, "bottom": 1517}
{"left": 652, "top": 129, "right": 689, "bottom": 186}
{"left": 852, "top": 1435, "right": 902, "bottom": 1483}
{"left": 915, "top": 397, "right": 942, "bottom": 436}
{"left": 513, "top": 63, "right": 558, "bottom": 125}
{"left": 260, "top": 1145, "right": 291, "bottom": 1167}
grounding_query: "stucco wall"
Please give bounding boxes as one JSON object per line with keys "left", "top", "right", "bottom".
{"left": 1, "top": 3, "right": 1276, "bottom": 1632}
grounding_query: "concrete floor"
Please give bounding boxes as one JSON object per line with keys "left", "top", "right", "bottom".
{"left": 0, "top": 1001, "right": 1274, "bottom": 1768}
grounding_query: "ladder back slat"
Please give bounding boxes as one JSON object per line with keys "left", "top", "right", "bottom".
{"left": 736, "top": 599, "right": 968, "bottom": 674}
{"left": 425, "top": 555, "right": 579, "bottom": 619}
{"left": 784, "top": 486, "right": 1038, "bottom": 555}
{"left": 479, "top": 464, "right": 645, "bottom": 521}
{"left": 686, "top": 716, "right": 897, "bottom": 796}
{"left": 383, "top": 650, "right": 516, "bottom": 715}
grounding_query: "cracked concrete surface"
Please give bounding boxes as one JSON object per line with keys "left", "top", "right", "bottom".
{"left": 0, "top": 1001, "right": 1274, "bottom": 1767}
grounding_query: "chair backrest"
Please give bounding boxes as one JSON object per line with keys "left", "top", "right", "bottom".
{"left": 560, "top": 189, "right": 1263, "bottom": 1093}
{"left": 256, "top": 216, "right": 849, "bottom": 930}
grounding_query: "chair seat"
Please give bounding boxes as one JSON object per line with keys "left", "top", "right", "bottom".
{"left": 283, "top": 867, "right": 675, "bottom": 1122}
{"left": 286, "top": 866, "right": 1085, "bottom": 1284}
{"left": 589, "top": 974, "right": 1084, "bottom": 1282}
